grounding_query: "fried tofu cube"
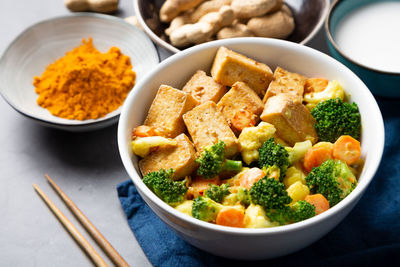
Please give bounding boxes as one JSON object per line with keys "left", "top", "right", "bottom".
{"left": 217, "top": 81, "right": 264, "bottom": 126}
{"left": 211, "top": 47, "right": 273, "bottom": 97}
{"left": 139, "top": 134, "right": 198, "bottom": 180}
{"left": 144, "top": 85, "right": 196, "bottom": 138}
{"left": 182, "top": 70, "right": 227, "bottom": 106}
{"left": 183, "top": 101, "right": 239, "bottom": 157}
{"left": 263, "top": 67, "right": 307, "bottom": 103}
{"left": 260, "top": 94, "right": 318, "bottom": 146}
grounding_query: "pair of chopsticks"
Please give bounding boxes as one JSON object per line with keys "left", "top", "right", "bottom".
{"left": 34, "top": 175, "right": 129, "bottom": 267}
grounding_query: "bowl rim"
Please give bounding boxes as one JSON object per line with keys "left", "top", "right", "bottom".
{"left": 118, "top": 37, "right": 385, "bottom": 235}
{"left": 133, "top": 0, "right": 180, "bottom": 53}
{"left": 0, "top": 12, "right": 160, "bottom": 128}
{"left": 133, "top": 0, "right": 331, "bottom": 54}
{"left": 325, "top": 0, "right": 400, "bottom": 76}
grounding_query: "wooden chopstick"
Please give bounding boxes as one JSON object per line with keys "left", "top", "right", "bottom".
{"left": 45, "top": 174, "right": 130, "bottom": 267}
{"left": 33, "top": 184, "right": 108, "bottom": 267}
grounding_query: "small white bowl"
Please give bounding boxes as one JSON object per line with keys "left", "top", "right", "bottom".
{"left": 0, "top": 13, "right": 159, "bottom": 131}
{"left": 325, "top": 0, "right": 400, "bottom": 97}
{"left": 118, "top": 38, "right": 384, "bottom": 260}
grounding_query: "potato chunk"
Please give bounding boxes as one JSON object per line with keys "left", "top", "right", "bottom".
{"left": 139, "top": 134, "right": 198, "bottom": 180}
{"left": 217, "top": 81, "right": 264, "bottom": 127}
{"left": 182, "top": 70, "right": 227, "bottom": 105}
{"left": 144, "top": 85, "right": 196, "bottom": 138}
{"left": 287, "top": 181, "right": 310, "bottom": 205}
{"left": 244, "top": 204, "right": 279, "bottom": 228}
{"left": 183, "top": 101, "right": 239, "bottom": 157}
{"left": 263, "top": 67, "right": 307, "bottom": 103}
{"left": 211, "top": 47, "right": 273, "bottom": 97}
{"left": 260, "top": 94, "right": 318, "bottom": 146}
{"left": 175, "top": 200, "right": 194, "bottom": 217}
{"left": 283, "top": 166, "right": 306, "bottom": 189}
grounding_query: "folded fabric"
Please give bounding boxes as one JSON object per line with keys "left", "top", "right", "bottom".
{"left": 117, "top": 97, "right": 400, "bottom": 267}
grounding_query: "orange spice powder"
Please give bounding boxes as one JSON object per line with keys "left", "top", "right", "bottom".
{"left": 33, "top": 38, "right": 136, "bottom": 120}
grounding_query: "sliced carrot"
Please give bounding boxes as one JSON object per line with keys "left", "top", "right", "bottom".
{"left": 188, "top": 176, "right": 220, "bottom": 198}
{"left": 332, "top": 135, "right": 361, "bottom": 165}
{"left": 304, "top": 78, "right": 329, "bottom": 93}
{"left": 305, "top": 194, "right": 330, "bottom": 215}
{"left": 231, "top": 109, "right": 256, "bottom": 132}
{"left": 303, "top": 146, "right": 333, "bottom": 173}
{"left": 216, "top": 207, "right": 245, "bottom": 228}
{"left": 238, "top": 168, "right": 265, "bottom": 190}
{"left": 132, "top": 125, "right": 161, "bottom": 138}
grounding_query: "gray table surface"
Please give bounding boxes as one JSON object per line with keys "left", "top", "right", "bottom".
{"left": 0, "top": 1, "right": 329, "bottom": 266}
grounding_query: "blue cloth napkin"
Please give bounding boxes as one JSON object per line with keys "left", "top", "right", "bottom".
{"left": 117, "top": 96, "right": 400, "bottom": 266}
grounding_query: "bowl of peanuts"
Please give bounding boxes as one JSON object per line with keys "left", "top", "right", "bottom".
{"left": 118, "top": 37, "right": 384, "bottom": 259}
{"left": 133, "top": 0, "right": 330, "bottom": 53}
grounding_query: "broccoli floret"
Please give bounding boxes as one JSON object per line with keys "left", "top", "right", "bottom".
{"left": 249, "top": 175, "right": 316, "bottom": 225}
{"left": 259, "top": 138, "right": 290, "bottom": 180}
{"left": 263, "top": 201, "right": 316, "bottom": 225}
{"left": 311, "top": 98, "right": 361, "bottom": 142}
{"left": 262, "top": 165, "right": 281, "bottom": 181}
{"left": 305, "top": 159, "right": 357, "bottom": 206}
{"left": 264, "top": 201, "right": 316, "bottom": 225}
{"left": 196, "top": 141, "right": 242, "bottom": 179}
{"left": 237, "top": 187, "right": 251, "bottom": 206}
{"left": 291, "top": 200, "right": 316, "bottom": 222}
{"left": 142, "top": 169, "right": 187, "bottom": 207}
{"left": 265, "top": 206, "right": 292, "bottom": 225}
{"left": 250, "top": 176, "right": 292, "bottom": 210}
{"left": 249, "top": 173, "right": 294, "bottom": 225}
{"left": 192, "top": 196, "right": 223, "bottom": 222}
{"left": 204, "top": 183, "right": 230, "bottom": 203}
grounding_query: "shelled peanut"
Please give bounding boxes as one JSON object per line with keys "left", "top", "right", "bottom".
{"left": 64, "top": 0, "right": 119, "bottom": 13}
{"left": 160, "top": 0, "right": 295, "bottom": 47}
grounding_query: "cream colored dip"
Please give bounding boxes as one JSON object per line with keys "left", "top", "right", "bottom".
{"left": 335, "top": 2, "right": 400, "bottom": 73}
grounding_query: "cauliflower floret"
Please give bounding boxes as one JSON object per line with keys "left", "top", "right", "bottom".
{"left": 222, "top": 193, "right": 239, "bottom": 206}
{"left": 175, "top": 200, "right": 193, "bottom": 217}
{"left": 283, "top": 166, "right": 306, "bottom": 188}
{"left": 131, "top": 136, "right": 177, "bottom": 157}
{"left": 285, "top": 140, "right": 312, "bottom": 164}
{"left": 238, "top": 122, "right": 276, "bottom": 165}
{"left": 304, "top": 80, "right": 345, "bottom": 110}
{"left": 244, "top": 204, "right": 279, "bottom": 228}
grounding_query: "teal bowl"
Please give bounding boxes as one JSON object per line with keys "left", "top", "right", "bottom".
{"left": 325, "top": 0, "right": 400, "bottom": 97}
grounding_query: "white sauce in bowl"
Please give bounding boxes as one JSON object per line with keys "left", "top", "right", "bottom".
{"left": 335, "top": 1, "right": 400, "bottom": 73}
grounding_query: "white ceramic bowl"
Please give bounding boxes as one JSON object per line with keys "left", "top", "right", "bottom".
{"left": 118, "top": 38, "right": 384, "bottom": 260}
{"left": 0, "top": 13, "right": 159, "bottom": 131}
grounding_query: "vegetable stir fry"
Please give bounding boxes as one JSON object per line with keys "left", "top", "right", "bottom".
{"left": 131, "top": 47, "right": 362, "bottom": 228}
